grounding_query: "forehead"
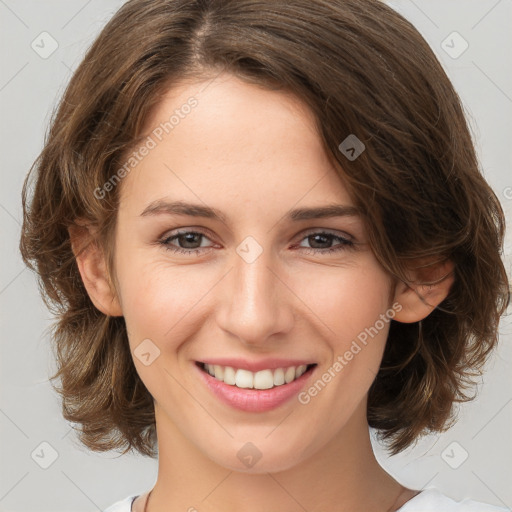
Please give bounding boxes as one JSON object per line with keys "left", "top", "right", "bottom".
{"left": 118, "top": 73, "right": 353, "bottom": 217}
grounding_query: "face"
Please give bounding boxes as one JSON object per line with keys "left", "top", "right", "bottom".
{"left": 112, "top": 73, "right": 398, "bottom": 473}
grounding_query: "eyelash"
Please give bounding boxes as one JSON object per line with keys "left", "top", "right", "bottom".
{"left": 157, "top": 229, "right": 355, "bottom": 256}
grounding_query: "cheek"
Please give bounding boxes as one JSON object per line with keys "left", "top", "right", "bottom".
{"left": 115, "top": 252, "right": 214, "bottom": 346}
{"left": 295, "top": 261, "right": 393, "bottom": 404}
{"left": 291, "top": 260, "right": 393, "bottom": 347}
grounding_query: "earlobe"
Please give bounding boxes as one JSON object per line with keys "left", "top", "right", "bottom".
{"left": 392, "top": 259, "right": 455, "bottom": 324}
{"left": 68, "top": 223, "right": 123, "bottom": 317}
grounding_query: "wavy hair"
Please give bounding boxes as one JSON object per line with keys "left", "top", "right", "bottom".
{"left": 20, "top": 0, "right": 510, "bottom": 457}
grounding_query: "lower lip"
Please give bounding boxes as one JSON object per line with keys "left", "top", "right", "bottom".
{"left": 196, "top": 364, "right": 316, "bottom": 412}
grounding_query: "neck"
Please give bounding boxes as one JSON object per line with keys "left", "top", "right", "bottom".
{"left": 145, "top": 401, "right": 408, "bottom": 512}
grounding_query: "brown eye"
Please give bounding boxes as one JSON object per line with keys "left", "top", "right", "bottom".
{"left": 296, "top": 231, "right": 354, "bottom": 255}
{"left": 159, "top": 230, "right": 214, "bottom": 255}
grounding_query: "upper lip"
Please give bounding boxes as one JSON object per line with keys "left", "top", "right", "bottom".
{"left": 197, "top": 358, "right": 316, "bottom": 372}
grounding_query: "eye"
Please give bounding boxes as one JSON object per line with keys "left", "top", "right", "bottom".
{"left": 158, "top": 228, "right": 355, "bottom": 257}
{"left": 295, "top": 230, "right": 355, "bottom": 255}
{"left": 158, "top": 229, "right": 215, "bottom": 256}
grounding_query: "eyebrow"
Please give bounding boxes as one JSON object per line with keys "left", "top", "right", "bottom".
{"left": 140, "top": 200, "right": 360, "bottom": 222}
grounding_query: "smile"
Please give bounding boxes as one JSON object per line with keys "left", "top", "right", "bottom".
{"left": 199, "top": 362, "right": 315, "bottom": 390}
{"left": 195, "top": 360, "right": 317, "bottom": 412}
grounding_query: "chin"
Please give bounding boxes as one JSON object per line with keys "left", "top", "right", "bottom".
{"left": 205, "top": 436, "right": 313, "bottom": 474}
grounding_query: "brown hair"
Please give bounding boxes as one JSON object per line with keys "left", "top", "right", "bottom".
{"left": 20, "top": 0, "right": 509, "bottom": 457}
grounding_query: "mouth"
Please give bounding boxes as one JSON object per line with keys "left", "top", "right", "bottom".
{"left": 196, "top": 361, "right": 317, "bottom": 389}
{"left": 195, "top": 361, "right": 317, "bottom": 412}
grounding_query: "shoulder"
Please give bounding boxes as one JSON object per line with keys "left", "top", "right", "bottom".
{"left": 399, "top": 488, "right": 510, "bottom": 512}
{"left": 103, "top": 495, "right": 138, "bottom": 512}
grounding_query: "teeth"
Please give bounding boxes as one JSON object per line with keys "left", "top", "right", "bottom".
{"left": 202, "top": 363, "right": 312, "bottom": 389}
{"left": 235, "top": 369, "right": 253, "bottom": 389}
{"left": 214, "top": 365, "right": 224, "bottom": 380}
{"left": 284, "top": 366, "right": 296, "bottom": 384}
{"left": 253, "top": 369, "right": 274, "bottom": 390}
{"left": 296, "top": 365, "right": 307, "bottom": 378}
{"left": 273, "top": 368, "right": 285, "bottom": 386}
{"left": 223, "top": 366, "right": 236, "bottom": 385}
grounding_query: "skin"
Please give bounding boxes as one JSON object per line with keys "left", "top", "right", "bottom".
{"left": 73, "top": 73, "right": 453, "bottom": 512}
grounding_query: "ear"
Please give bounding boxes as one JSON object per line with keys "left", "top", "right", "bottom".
{"left": 68, "top": 221, "right": 123, "bottom": 317}
{"left": 392, "top": 257, "right": 454, "bottom": 323}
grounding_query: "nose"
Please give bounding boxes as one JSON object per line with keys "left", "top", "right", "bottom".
{"left": 216, "top": 245, "right": 294, "bottom": 347}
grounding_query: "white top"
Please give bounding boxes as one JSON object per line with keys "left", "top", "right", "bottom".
{"left": 103, "top": 488, "right": 510, "bottom": 511}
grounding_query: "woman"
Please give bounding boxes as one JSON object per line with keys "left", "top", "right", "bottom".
{"left": 20, "top": 0, "right": 510, "bottom": 511}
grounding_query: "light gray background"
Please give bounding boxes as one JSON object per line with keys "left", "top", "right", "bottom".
{"left": 1, "top": 1, "right": 511, "bottom": 511}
